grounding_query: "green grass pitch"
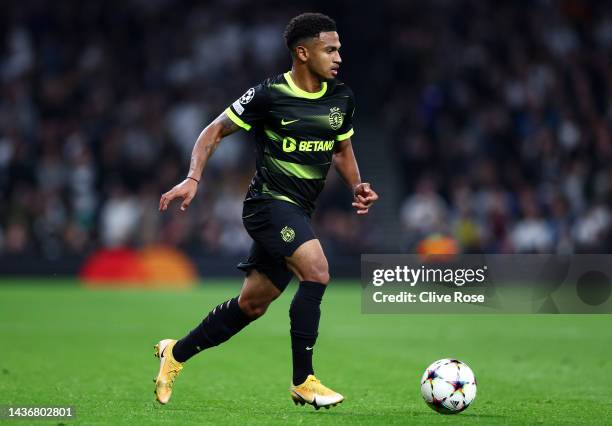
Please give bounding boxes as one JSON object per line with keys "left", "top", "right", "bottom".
{"left": 1, "top": 279, "right": 611, "bottom": 425}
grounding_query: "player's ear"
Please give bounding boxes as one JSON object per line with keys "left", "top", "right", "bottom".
{"left": 295, "top": 45, "right": 308, "bottom": 62}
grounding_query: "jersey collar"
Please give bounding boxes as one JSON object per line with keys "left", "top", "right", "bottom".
{"left": 284, "top": 72, "right": 327, "bottom": 99}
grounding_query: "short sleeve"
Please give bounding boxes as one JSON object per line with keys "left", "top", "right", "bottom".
{"left": 225, "top": 84, "right": 269, "bottom": 131}
{"left": 336, "top": 92, "right": 355, "bottom": 141}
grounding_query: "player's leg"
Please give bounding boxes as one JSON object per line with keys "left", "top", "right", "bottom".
{"left": 285, "top": 239, "right": 344, "bottom": 408}
{"left": 237, "top": 198, "right": 342, "bottom": 407}
{"left": 154, "top": 268, "right": 282, "bottom": 404}
{"left": 172, "top": 268, "right": 281, "bottom": 362}
{"left": 285, "top": 239, "right": 329, "bottom": 384}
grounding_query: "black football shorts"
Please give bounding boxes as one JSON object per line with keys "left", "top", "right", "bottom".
{"left": 237, "top": 199, "right": 315, "bottom": 291}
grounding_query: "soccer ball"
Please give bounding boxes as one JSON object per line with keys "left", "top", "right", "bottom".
{"left": 420, "top": 358, "right": 477, "bottom": 414}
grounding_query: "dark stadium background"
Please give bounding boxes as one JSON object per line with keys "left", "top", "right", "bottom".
{"left": 1, "top": 0, "right": 611, "bottom": 278}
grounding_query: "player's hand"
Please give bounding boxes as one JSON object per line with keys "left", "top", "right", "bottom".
{"left": 352, "top": 182, "right": 379, "bottom": 215}
{"left": 159, "top": 178, "right": 199, "bottom": 212}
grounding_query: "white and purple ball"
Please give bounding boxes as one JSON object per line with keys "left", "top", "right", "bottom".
{"left": 420, "top": 358, "right": 477, "bottom": 414}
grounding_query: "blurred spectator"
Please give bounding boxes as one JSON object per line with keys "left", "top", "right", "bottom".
{"left": 400, "top": 176, "right": 448, "bottom": 247}
{"left": 510, "top": 188, "right": 554, "bottom": 253}
{"left": 100, "top": 183, "right": 141, "bottom": 248}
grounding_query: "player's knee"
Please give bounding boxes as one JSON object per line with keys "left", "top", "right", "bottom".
{"left": 238, "top": 297, "right": 269, "bottom": 319}
{"left": 313, "top": 271, "right": 330, "bottom": 285}
{"left": 247, "top": 304, "right": 268, "bottom": 319}
{"left": 302, "top": 261, "right": 330, "bottom": 284}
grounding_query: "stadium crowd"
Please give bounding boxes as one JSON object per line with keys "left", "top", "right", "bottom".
{"left": 0, "top": 1, "right": 368, "bottom": 260}
{"left": 384, "top": 1, "right": 612, "bottom": 253}
{"left": 0, "top": 0, "right": 610, "bottom": 262}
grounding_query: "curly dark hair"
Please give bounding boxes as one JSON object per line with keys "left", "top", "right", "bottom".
{"left": 283, "top": 13, "right": 337, "bottom": 51}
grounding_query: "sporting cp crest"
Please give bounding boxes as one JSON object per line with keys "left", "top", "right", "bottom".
{"left": 280, "top": 226, "right": 295, "bottom": 243}
{"left": 328, "top": 107, "right": 343, "bottom": 130}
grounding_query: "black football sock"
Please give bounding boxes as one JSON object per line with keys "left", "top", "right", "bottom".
{"left": 173, "top": 296, "right": 252, "bottom": 363}
{"left": 290, "top": 281, "right": 327, "bottom": 385}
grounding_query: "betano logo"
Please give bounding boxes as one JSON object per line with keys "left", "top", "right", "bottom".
{"left": 282, "top": 137, "right": 334, "bottom": 153}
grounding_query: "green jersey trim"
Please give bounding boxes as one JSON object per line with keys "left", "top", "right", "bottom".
{"left": 261, "top": 183, "right": 299, "bottom": 205}
{"left": 264, "top": 155, "right": 328, "bottom": 180}
{"left": 283, "top": 72, "right": 327, "bottom": 99}
{"left": 225, "top": 107, "right": 252, "bottom": 131}
{"left": 264, "top": 126, "right": 282, "bottom": 142}
{"left": 336, "top": 128, "right": 354, "bottom": 141}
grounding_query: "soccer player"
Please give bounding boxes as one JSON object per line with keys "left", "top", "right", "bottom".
{"left": 155, "top": 12, "right": 378, "bottom": 409}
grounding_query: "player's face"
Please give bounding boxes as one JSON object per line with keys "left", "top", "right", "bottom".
{"left": 307, "top": 31, "right": 342, "bottom": 80}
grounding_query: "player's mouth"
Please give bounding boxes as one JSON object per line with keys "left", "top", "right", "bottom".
{"left": 331, "top": 67, "right": 339, "bottom": 77}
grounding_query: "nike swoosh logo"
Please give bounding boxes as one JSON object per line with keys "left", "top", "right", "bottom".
{"left": 281, "top": 119, "right": 300, "bottom": 125}
{"left": 305, "top": 346, "right": 313, "bottom": 351}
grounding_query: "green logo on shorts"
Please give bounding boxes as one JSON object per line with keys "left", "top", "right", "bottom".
{"left": 281, "top": 226, "right": 295, "bottom": 243}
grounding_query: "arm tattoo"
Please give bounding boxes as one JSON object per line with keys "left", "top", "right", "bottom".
{"left": 202, "top": 143, "right": 216, "bottom": 157}
{"left": 217, "top": 113, "right": 240, "bottom": 137}
{"left": 187, "top": 112, "right": 239, "bottom": 178}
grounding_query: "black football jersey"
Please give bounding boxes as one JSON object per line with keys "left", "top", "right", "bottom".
{"left": 225, "top": 72, "right": 355, "bottom": 214}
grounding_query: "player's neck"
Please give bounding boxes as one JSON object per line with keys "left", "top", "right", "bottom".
{"left": 289, "top": 67, "right": 323, "bottom": 93}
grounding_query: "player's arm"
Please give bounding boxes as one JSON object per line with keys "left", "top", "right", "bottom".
{"left": 159, "top": 112, "right": 240, "bottom": 212}
{"left": 333, "top": 138, "right": 379, "bottom": 215}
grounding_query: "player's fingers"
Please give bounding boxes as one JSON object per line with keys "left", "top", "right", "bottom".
{"left": 180, "top": 195, "right": 194, "bottom": 211}
{"left": 362, "top": 194, "right": 377, "bottom": 205}
{"left": 365, "top": 189, "right": 378, "bottom": 199}
{"left": 352, "top": 201, "right": 368, "bottom": 209}
{"left": 159, "top": 193, "right": 171, "bottom": 211}
{"left": 356, "top": 207, "right": 369, "bottom": 215}
{"left": 160, "top": 189, "right": 179, "bottom": 211}
{"left": 363, "top": 194, "right": 378, "bottom": 204}
{"left": 357, "top": 195, "right": 367, "bottom": 203}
